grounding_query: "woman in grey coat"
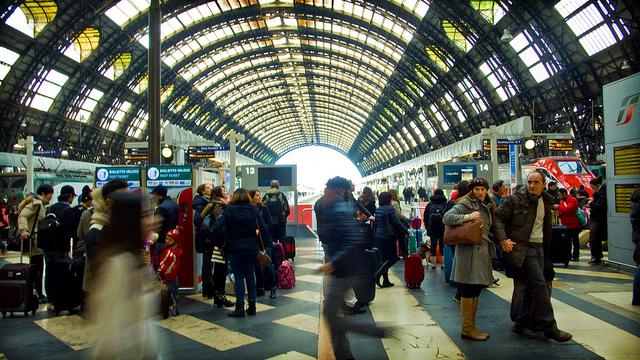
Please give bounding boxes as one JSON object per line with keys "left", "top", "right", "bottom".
{"left": 443, "top": 177, "right": 495, "bottom": 341}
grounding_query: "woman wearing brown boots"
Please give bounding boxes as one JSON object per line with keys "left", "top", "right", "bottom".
{"left": 443, "top": 178, "right": 496, "bottom": 341}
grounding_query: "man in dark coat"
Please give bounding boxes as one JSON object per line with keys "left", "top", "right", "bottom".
{"left": 316, "top": 177, "right": 391, "bottom": 359}
{"left": 493, "top": 171, "right": 572, "bottom": 342}
{"left": 589, "top": 176, "right": 607, "bottom": 264}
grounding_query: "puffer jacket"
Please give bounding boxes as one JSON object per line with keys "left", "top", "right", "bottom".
{"left": 556, "top": 194, "right": 580, "bottom": 229}
{"left": 212, "top": 202, "right": 270, "bottom": 254}
{"left": 192, "top": 194, "right": 209, "bottom": 253}
{"left": 492, "top": 189, "right": 553, "bottom": 269}
{"left": 374, "top": 205, "right": 407, "bottom": 246}
{"left": 17, "top": 195, "right": 49, "bottom": 255}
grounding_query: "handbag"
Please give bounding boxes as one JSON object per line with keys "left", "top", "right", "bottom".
{"left": 443, "top": 218, "right": 483, "bottom": 246}
{"left": 256, "top": 218, "right": 272, "bottom": 268}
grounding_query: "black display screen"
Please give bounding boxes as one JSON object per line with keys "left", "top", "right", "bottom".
{"left": 258, "top": 167, "right": 293, "bottom": 187}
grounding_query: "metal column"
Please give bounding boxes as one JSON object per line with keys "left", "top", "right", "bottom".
{"left": 148, "top": 0, "right": 161, "bottom": 165}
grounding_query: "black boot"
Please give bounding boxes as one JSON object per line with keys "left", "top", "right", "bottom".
{"left": 382, "top": 274, "right": 394, "bottom": 288}
{"left": 214, "top": 292, "right": 234, "bottom": 308}
{"left": 246, "top": 301, "right": 256, "bottom": 316}
{"left": 269, "top": 288, "right": 277, "bottom": 299}
{"left": 228, "top": 302, "right": 245, "bottom": 318}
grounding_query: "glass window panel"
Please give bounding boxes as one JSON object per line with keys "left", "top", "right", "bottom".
{"left": 0, "top": 46, "right": 21, "bottom": 85}
{"left": 105, "top": 0, "right": 150, "bottom": 27}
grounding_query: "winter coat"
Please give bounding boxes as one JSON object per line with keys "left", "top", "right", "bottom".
{"left": 321, "top": 199, "right": 369, "bottom": 278}
{"left": 492, "top": 189, "right": 554, "bottom": 269}
{"left": 75, "top": 207, "right": 93, "bottom": 257}
{"left": 155, "top": 197, "right": 179, "bottom": 244}
{"left": 17, "top": 195, "right": 48, "bottom": 255}
{"left": 212, "top": 202, "right": 270, "bottom": 254}
{"left": 158, "top": 244, "right": 182, "bottom": 282}
{"left": 391, "top": 200, "right": 408, "bottom": 223}
{"left": 374, "top": 205, "right": 407, "bottom": 246}
{"left": 443, "top": 196, "right": 494, "bottom": 286}
{"left": 557, "top": 195, "right": 580, "bottom": 229}
{"left": 424, "top": 194, "right": 447, "bottom": 237}
{"left": 590, "top": 185, "right": 607, "bottom": 223}
{"left": 192, "top": 194, "right": 209, "bottom": 253}
{"left": 489, "top": 191, "right": 506, "bottom": 206}
{"left": 255, "top": 204, "right": 273, "bottom": 247}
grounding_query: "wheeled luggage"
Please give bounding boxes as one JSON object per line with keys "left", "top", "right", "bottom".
{"left": 275, "top": 242, "right": 295, "bottom": 289}
{"left": 443, "top": 245, "right": 454, "bottom": 283}
{"left": 354, "top": 248, "right": 377, "bottom": 304}
{"left": 283, "top": 236, "right": 296, "bottom": 261}
{"left": 52, "top": 257, "right": 84, "bottom": 315}
{"left": 404, "top": 254, "right": 424, "bottom": 289}
{"left": 410, "top": 216, "right": 422, "bottom": 230}
{"left": 0, "top": 216, "right": 40, "bottom": 317}
{"left": 550, "top": 224, "right": 571, "bottom": 267}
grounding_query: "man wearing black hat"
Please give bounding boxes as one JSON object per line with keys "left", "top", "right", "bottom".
{"left": 150, "top": 185, "right": 179, "bottom": 267}
{"left": 43, "top": 185, "right": 77, "bottom": 309}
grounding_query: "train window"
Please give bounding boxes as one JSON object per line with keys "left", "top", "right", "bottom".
{"left": 557, "top": 161, "right": 587, "bottom": 175}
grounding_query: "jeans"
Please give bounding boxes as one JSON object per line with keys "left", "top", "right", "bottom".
{"left": 30, "top": 254, "right": 44, "bottom": 298}
{"left": 511, "top": 244, "right": 557, "bottom": 330}
{"left": 255, "top": 246, "right": 276, "bottom": 290}
{"left": 324, "top": 274, "right": 386, "bottom": 359}
{"left": 375, "top": 242, "right": 397, "bottom": 281}
{"left": 430, "top": 233, "right": 444, "bottom": 257}
{"left": 589, "top": 221, "right": 605, "bottom": 260}
{"left": 633, "top": 265, "right": 640, "bottom": 305}
{"left": 228, "top": 252, "right": 257, "bottom": 304}
{"left": 568, "top": 228, "right": 580, "bottom": 259}
{"left": 44, "top": 251, "right": 66, "bottom": 303}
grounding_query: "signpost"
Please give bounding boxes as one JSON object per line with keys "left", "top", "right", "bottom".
{"left": 95, "top": 166, "right": 142, "bottom": 189}
{"left": 33, "top": 149, "right": 61, "bottom": 157}
{"left": 509, "top": 143, "right": 519, "bottom": 189}
{"left": 186, "top": 145, "right": 230, "bottom": 162}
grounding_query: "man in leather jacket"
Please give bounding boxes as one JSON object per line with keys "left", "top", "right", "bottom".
{"left": 492, "top": 171, "right": 572, "bottom": 342}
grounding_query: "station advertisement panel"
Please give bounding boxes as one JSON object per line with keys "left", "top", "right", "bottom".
{"left": 95, "top": 166, "right": 142, "bottom": 189}
{"left": 145, "top": 165, "right": 192, "bottom": 189}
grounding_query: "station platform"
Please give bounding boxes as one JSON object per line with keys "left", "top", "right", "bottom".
{"left": 0, "top": 225, "right": 638, "bottom": 360}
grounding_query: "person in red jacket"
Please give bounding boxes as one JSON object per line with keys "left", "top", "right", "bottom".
{"left": 554, "top": 188, "right": 581, "bottom": 261}
{"left": 158, "top": 228, "right": 183, "bottom": 301}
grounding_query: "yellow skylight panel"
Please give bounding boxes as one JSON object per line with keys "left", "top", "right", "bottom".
{"left": 470, "top": 0, "right": 506, "bottom": 25}
{"left": 426, "top": 46, "right": 450, "bottom": 71}
{"left": 443, "top": 20, "right": 471, "bottom": 52}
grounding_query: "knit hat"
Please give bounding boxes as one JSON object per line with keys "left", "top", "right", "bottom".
{"left": 468, "top": 177, "right": 490, "bottom": 190}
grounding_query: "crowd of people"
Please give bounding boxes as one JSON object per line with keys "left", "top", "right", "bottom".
{"left": 4, "top": 170, "right": 639, "bottom": 359}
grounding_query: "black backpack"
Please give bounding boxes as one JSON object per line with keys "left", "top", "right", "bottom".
{"left": 200, "top": 204, "right": 224, "bottom": 247}
{"left": 37, "top": 213, "right": 63, "bottom": 251}
{"left": 428, "top": 203, "right": 446, "bottom": 230}
{"left": 265, "top": 193, "right": 284, "bottom": 224}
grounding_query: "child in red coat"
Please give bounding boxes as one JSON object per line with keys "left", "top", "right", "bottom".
{"left": 158, "top": 228, "right": 182, "bottom": 301}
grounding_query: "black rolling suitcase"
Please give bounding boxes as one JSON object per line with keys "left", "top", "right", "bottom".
{"left": 284, "top": 236, "right": 296, "bottom": 261}
{"left": 353, "top": 248, "right": 377, "bottom": 305}
{"left": 52, "top": 257, "right": 84, "bottom": 315}
{"left": 550, "top": 224, "right": 571, "bottom": 267}
{"left": 0, "top": 214, "right": 40, "bottom": 317}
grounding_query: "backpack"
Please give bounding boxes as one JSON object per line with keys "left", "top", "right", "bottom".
{"left": 265, "top": 193, "right": 285, "bottom": 224}
{"left": 37, "top": 213, "right": 63, "bottom": 251}
{"left": 428, "top": 203, "right": 445, "bottom": 230}
{"left": 200, "top": 204, "right": 224, "bottom": 246}
{"left": 575, "top": 207, "right": 588, "bottom": 226}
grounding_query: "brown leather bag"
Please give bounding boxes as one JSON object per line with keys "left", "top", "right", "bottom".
{"left": 443, "top": 219, "right": 483, "bottom": 246}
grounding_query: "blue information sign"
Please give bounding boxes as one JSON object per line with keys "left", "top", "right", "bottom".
{"left": 509, "top": 144, "right": 517, "bottom": 186}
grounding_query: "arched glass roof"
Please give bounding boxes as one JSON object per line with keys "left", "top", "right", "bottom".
{"left": 0, "top": 0, "right": 637, "bottom": 172}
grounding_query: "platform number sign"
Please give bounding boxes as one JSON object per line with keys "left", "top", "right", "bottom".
{"left": 245, "top": 166, "right": 256, "bottom": 175}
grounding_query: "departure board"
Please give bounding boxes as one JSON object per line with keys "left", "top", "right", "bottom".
{"left": 548, "top": 139, "right": 573, "bottom": 151}
{"left": 614, "top": 183, "right": 640, "bottom": 213}
{"left": 614, "top": 143, "right": 640, "bottom": 175}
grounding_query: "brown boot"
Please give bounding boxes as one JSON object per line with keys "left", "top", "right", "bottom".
{"left": 471, "top": 297, "right": 490, "bottom": 339}
{"left": 460, "top": 297, "right": 488, "bottom": 341}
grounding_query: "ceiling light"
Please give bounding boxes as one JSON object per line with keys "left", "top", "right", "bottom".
{"left": 501, "top": 28, "right": 514, "bottom": 42}
{"left": 509, "top": 109, "right": 516, "bottom": 117}
{"left": 621, "top": 60, "right": 630, "bottom": 70}
{"left": 524, "top": 139, "right": 536, "bottom": 150}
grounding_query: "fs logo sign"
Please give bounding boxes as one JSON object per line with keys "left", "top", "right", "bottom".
{"left": 617, "top": 93, "right": 639, "bottom": 126}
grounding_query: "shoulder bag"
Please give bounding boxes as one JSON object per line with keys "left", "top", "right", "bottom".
{"left": 443, "top": 218, "right": 483, "bottom": 246}
{"left": 256, "top": 218, "right": 272, "bottom": 268}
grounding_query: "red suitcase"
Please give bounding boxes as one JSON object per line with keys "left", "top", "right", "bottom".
{"left": 404, "top": 254, "right": 424, "bottom": 289}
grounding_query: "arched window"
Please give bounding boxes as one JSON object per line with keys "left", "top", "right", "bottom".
{"left": 5, "top": 0, "right": 57, "bottom": 38}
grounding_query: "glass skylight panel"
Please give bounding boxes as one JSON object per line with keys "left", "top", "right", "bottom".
{"left": 105, "top": 0, "right": 150, "bottom": 27}
{"left": 429, "top": 104, "right": 449, "bottom": 131}
{"left": 470, "top": 0, "right": 507, "bottom": 25}
{"left": 479, "top": 54, "right": 518, "bottom": 102}
{"left": 0, "top": 46, "right": 20, "bottom": 85}
{"left": 443, "top": 20, "right": 473, "bottom": 52}
{"left": 410, "top": 120, "right": 426, "bottom": 143}
{"left": 25, "top": 69, "right": 69, "bottom": 112}
{"left": 102, "top": 100, "right": 132, "bottom": 132}
{"left": 457, "top": 77, "right": 488, "bottom": 114}
{"left": 127, "top": 109, "right": 147, "bottom": 138}
{"left": 509, "top": 27, "right": 560, "bottom": 83}
{"left": 555, "top": 0, "right": 629, "bottom": 56}
{"left": 72, "top": 88, "right": 104, "bottom": 123}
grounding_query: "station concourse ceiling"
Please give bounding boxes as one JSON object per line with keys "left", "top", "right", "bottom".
{"left": 0, "top": 0, "right": 637, "bottom": 175}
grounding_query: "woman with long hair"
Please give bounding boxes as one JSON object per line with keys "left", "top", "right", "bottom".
{"left": 201, "top": 186, "right": 233, "bottom": 307}
{"left": 442, "top": 178, "right": 495, "bottom": 341}
{"left": 213, "top": 188, "right": 270, "bottom": 317}
{"left": 90, "top": 192, "right": 159, "bottom": 358}
{"left": 358, "top": 187, "right": 377, "bottom": 216}
{"left": 250, "top": 189, "right": 276, "bottom": 299}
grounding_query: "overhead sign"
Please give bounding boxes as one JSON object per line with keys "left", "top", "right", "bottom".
{"left": 614, "top": 183, "right": 640, "bottom": 213}
{"left": 33, "top": 149, "right": 61, "bottom": 156}
{"left": 146, "top": 165, "right": 192, "bottom": 188}
{"left": 95, "top": 166, "right": 142, "bottom": 189}
{"left": 613, "top": 143, "right": 640, "bottom": 176}
{"left": 124, "top": 147, "right": 148, "bottom": 161}
{"left": 548, "top": 139, "right": 573, "bottom": 152}
{"left": 482, "top": 139, "right": 508, "bottom": 152}
{"left": 186, "top": 146, "right": 222, "bottom": 161}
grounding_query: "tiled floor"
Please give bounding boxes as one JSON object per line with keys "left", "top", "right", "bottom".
{"left": 1, "top": 225, "right": 639, "bottom": 359}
